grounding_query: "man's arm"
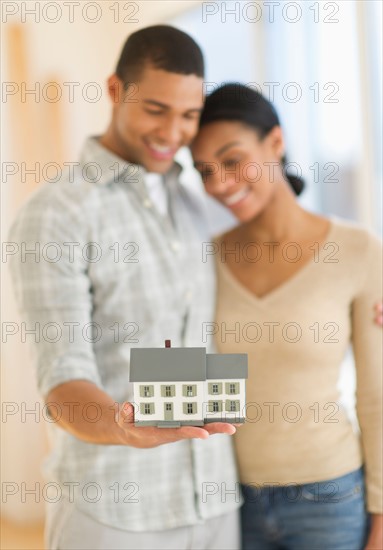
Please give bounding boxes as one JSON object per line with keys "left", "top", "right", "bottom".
{"left": 47, "top": 380, "right": 236, "bottom": 448}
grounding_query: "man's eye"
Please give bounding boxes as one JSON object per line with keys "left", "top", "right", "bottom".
{"left": 145, "top": 110, "right": 163, "bottom": 116}
{"left": 184, "top": 113, "right": 200, "bottom": 120}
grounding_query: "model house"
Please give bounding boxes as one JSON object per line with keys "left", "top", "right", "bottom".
{"left": 130, "top": 340, "right": 247, "bottom": 426}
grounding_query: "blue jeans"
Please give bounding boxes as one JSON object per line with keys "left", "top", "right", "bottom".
{"left": 241, "top": 467, "right": 370, "bottom": 550}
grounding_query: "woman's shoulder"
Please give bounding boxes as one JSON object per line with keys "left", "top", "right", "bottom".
{"left": 329, "top": 216, "right": 382, "bottom": 256}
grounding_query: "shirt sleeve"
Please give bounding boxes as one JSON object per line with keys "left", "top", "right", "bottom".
{"left": 8, "top": 185, "right": 103, "bottom": 399}
{"left": 352, "top": 232, "right": 383, "bottom": 513}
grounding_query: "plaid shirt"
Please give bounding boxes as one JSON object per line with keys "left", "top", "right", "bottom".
{"left": 9, "top": 137, "right": 240, "bottom": 531}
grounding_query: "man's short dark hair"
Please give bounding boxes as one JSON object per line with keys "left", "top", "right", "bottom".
{"left": 115, "top": 25, "right": 205, "bottom": 84}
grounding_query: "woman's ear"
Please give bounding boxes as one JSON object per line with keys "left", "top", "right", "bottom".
{"left": 268, "top": 126, "right": 285, "bottom": 161}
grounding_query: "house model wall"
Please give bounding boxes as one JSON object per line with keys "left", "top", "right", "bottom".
{"left": 129, "top": 341, "right": 248, "bottom": 427}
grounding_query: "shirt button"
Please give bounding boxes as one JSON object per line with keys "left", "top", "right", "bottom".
{"left": 185, "top": 290, "right": 193, "bottom": 301}
{"left": 143, "top": 198, "right": 152, "bottom": 208}
{"left": 171, "top": 241, "right": 180, "bottom": 252}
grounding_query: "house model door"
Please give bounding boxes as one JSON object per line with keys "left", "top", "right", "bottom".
{"left": 164, "top": 403, "right": 173, "bottom": 421}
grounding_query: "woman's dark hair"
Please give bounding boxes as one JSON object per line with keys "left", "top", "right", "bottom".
{"left": 116, "top": 25, "right": 204, "bottom": 84}
{"left": 199, "top": 83, "right": 305, "bottom": 195}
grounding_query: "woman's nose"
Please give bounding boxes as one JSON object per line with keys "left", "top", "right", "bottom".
{"left": 209, "top": 174, "right": 239, "bottom": 195}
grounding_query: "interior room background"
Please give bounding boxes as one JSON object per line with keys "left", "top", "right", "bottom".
{"left": 1, "top": 0, "right": 382, "bottom": 534}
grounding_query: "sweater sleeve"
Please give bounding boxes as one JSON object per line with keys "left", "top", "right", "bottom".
{"left": 352, "top": 232, "right": 383, "bottom": 513}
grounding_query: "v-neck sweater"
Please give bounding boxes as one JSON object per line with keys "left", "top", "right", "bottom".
{"left": 214, "top": 218, "right": 382, "bottom": 513}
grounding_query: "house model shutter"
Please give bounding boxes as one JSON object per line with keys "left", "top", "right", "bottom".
{"left": 140, "top": 385, "right": 154, "bottom": 397}
{"left": 161, "top": 385, "right": 176, "bottom": 397}
{"left": 208, "top": 400, "right": 223, "bottom": 412}
{"left": 182, "top": 384, "right": 197, "bottom": 397}
{"left": 183, "top": 402, "right": 197, "bottom": 414}
{"left": 225, "top": 382, "right": 240, "bottom": 394}
{"left": 208, "top": 382, "right": 223, "bottom": 394}
{"left": 225, "top": 400, "right": 240, "bottom": 412}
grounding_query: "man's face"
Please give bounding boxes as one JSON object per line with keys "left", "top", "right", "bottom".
{"left": 107, "top": 65, "right": 204, "bottom": 173}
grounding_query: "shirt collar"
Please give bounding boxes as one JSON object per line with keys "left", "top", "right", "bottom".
{"left": 79, "top": 136, "right": 183, "bottom": 191}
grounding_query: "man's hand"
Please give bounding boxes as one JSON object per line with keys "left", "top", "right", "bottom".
{"left": 365, "top": 514, "right": 383, "bottom": 550}
{"left": 46, "top": 381, "right": 238, "bottom": 448}
{"left": 115, "top": 402, "right": 237, "bottom": 448}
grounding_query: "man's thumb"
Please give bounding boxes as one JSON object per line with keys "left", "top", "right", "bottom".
{"left": 118, "top": 401, "right": 135, "bottom": 425}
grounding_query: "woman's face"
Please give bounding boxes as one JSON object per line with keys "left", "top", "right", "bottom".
{"left": 191, "top": 121, "right": 284, "bottom": 222}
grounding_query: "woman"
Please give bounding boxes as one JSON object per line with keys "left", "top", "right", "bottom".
{"left": 191, "top": 84, "right": 382, "bottom": 550}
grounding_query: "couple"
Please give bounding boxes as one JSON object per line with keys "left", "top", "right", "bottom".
{"left": 9, "top": 25, "right": 382, "bottom": 550}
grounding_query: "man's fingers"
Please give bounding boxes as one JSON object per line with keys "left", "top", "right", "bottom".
{"left": 203, "top": 422, "right": 236, "bottom": 435}
{"left": 176, "top": 426, "right": 209, "bottom": 439}
{"left": 155, "top": 426, "right": 209, "bottom": 441}
{"left": 119, "top": 417, "right": 236, "bottom": 447}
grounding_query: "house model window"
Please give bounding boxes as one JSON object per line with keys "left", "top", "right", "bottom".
{"left": 130, "top": 340, "right": 248, "bottom": 427}
{"left": 183, "top": 384, "right": 197, "bottom": 397}
{"left": 209, "top": 401, "right": 222, "bottom": 413}
{"left": 141, "top": 403, "right": 155, "bottom": 415}
{"left": 211, "top": 383, "right": 222, "bottom": 395}
{"left": 228, "top": 383, "right": 239, "bottom": 394}
{"left": 161, "top": 385, "right": 175, "bottom": 397}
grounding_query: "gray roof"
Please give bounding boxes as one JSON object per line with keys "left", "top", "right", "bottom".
{"left": 206, "top": 354, "right": 248, "bottom": 379}
{"left": 130, "top": 347, "right": 207, "bottom": 382}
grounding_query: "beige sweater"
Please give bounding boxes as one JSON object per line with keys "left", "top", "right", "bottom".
{"left": 215, "top": 219, "right": 383, "bottom": 513}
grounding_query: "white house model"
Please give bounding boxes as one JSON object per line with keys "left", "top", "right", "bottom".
{"left": 130, "top": 340, "right": 248, "bottom": 426}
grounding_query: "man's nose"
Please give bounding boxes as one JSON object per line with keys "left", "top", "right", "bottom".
{"left": 157, "top": 118, "right": 182, "bottom": 145}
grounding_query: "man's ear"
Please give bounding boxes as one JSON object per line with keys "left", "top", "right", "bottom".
{"left": 106, "top": 74, "right": 124, "bottom": 104}
{"left": 268, "top": 126, "right": 285, "bottom": 161}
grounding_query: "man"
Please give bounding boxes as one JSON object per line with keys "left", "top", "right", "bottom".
{"left": 9, "top": 26, "right": 240, "bottom": 550}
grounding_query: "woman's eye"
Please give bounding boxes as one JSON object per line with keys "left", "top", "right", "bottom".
{"left": 199, "top": 170, "right": 213, "bottom": 181}
{"left": 223, "top": 159, "right": 240, "bottom": 168}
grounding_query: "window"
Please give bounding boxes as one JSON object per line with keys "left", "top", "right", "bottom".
{"left": 208, "top": 382, "right": 222, "bottom": 395}
{"left": 140, "top": 403, "right": 155, "bottom": 415}
{"left": 165, "top": 403, "right": 172, "bottom": 411}
{"left": 182, "top": 384, "right": 197, "bottom": 397}
{"left": 183, "top": 402, "right": 197, "bottom": 414}
{"left": 161, "top": 385, "right": 175, "bottom": 397}
{"left": 140, "top": 385, "right": 154, "bottom": 398}
{"left": 226, "top": 400, "right": 240, "bottom": 413}
{"left": 208, "top": 400, "right": 223, "bottom": 413}
{"left": 226, "top": 382, "right": 239, "bottom": 395}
